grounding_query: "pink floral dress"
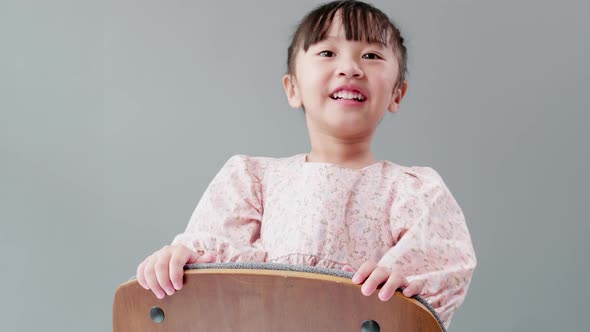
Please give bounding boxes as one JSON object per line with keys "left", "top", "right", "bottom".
{"left": 172, "top": 153, "right": 476, "bottom": 328}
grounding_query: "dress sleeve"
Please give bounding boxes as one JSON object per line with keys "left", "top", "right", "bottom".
{"left": 378, "top": 167, "right": 477, "bottom": 329}
{"left": 171, "top": 155, "right": 267, "bottom": 262}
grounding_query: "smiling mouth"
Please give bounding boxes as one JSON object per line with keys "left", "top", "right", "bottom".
{"left": 330, "top": 90, "right": 367, "bottom": 102}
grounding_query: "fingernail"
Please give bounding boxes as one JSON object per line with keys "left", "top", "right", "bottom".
{"left": 353, "top": 275, "right": 360, "bottom": 283}
{"left": 361, "top": 285, "right": 369, "bottom": 295}
{"left": 156, "top": 292, "right": 164, "bottom": 299}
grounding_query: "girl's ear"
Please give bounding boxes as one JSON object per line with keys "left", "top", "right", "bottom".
{"left": 282, "top": 74, "right": 303, "bottom": 109}
{"left": 387, "top": 81, "right": 408, "bottom": 113}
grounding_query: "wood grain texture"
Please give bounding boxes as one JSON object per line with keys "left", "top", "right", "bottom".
{"left": 113, "top": 269, "right": 442, "bottom": 332}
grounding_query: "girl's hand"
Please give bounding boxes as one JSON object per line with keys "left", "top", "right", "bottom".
{"left": 342, "top": 261, "right": 425, "bottom": 301}
{"left": 136, "top": 244, "right": 217, "bottom": 299}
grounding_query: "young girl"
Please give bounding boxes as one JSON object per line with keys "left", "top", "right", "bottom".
{"left": 136, "top": 0, "right": 476, "bottom": 328}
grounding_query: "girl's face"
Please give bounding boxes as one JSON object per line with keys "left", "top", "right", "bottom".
{"left": 283, "top": 16, "right": 407, "bottom": 139}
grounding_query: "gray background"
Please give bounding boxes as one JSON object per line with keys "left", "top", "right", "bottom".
{"left": 1, "top": 0, "right": 588, "bottom": 331}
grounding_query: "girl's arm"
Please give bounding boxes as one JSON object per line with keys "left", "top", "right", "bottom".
{"left": 378, "top": 167, "right": 477, "bottom": 329}
{"left": 171, "top": 155, "right": 267, "bottom": 262}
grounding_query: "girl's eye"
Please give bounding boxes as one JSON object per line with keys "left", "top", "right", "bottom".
{"left": 362, "top": 53, "right": 381, "bottom": 60}
{"left": 318, "top": 50, "right": 335, "bottom": 57}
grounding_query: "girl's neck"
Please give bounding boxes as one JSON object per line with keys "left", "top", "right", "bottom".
{"left": 306, "top": 146, "right": 377, "bottom": 170}
{"left": 306, "top": 125, "right": 377, "bottom": 169}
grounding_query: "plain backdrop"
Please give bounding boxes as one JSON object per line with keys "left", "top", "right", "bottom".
{"left": 1, "top": 0, "right": 588, "bottom": 331}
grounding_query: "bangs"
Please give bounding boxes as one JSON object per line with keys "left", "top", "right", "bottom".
{"left": 299, "top": 1, "right": 395, "bottom": 51}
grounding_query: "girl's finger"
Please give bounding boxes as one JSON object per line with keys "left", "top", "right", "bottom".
{"left": 169, "top": 249, "right": 193, "bottom": 291}
{"left": 360, "top": 265, "right": 390, "bottom": 296}
{"left": 402, "top": 278, "right": 425, "bottom": 297}
{"left": 154, "top": 251, "right": 175, "bottom": 296}
{"left": 352, "top": 260, "right": 378, "bottom": 284}
{"left": 378, "top": 273, "right": 408, "bottom": 301}
{"left": 144, "top": 258, "right": 166, "bottom": 299}
{"left": 136, "top": 258, "right": 149, "bottom": 290}
{"left": 195, "top": 252, "right": 217, "bottom": 263}
{"left": 342, "top": 264, "right": 356, "bottom": 273}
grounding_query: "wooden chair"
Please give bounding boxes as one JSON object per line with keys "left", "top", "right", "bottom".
{"left": 113, "top": 263, "right": 445, "bottom": 331}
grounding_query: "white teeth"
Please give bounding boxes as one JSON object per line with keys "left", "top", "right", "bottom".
{"left": 331, "top": 90, "right": 365, "bottom": 101}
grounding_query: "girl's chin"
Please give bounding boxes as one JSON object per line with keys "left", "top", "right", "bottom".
{"left": 324, "top": 118, "right": 372, "bottom": 135}
{"left": 305, "top": 104, "right": 375, "bottom": 128}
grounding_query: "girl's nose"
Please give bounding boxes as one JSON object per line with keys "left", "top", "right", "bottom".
{"left": 338, "top": 59, "right": 364, "bottom": 79}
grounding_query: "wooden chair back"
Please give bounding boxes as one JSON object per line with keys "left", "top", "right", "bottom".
{"left": 113, "top": 265, "right": 444, "bottom": 331}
